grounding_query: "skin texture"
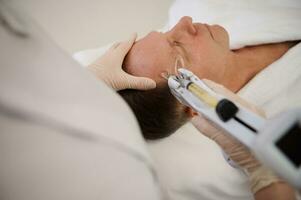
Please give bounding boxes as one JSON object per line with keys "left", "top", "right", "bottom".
{"left": 124, "top": 16, "right": 296, "bottom": 92}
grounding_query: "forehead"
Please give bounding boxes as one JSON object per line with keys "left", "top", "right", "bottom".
{"left": 124, "top": 31, "right": 177, "bottom": 82}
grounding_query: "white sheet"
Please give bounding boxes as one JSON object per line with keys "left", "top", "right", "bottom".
{"left": 73, "top": 0, "right": 301, "bottom": 199}
{"left": 167, "top": 0, "right": 301, "bottom": 49}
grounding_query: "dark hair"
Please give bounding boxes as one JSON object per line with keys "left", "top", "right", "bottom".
{"left": 118, "top": 84, "right": 190, "bottom": 140}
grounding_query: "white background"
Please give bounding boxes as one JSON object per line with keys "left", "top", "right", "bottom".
{"left": 14, "top": 0, "right": 173, "bottom": 53}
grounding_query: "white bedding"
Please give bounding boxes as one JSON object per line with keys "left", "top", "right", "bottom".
{"left": 167, "top": 0, "right": 301, "bottom": 50}
{"left": 73, "top": 0, "right": 301, "bottom": 199}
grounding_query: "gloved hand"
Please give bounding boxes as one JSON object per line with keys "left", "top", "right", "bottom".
{"left": 191, "top": 80, "right": 281, "bottom": 194}
{"left": 88, "top": 33, "right": 156, "bottom": 91}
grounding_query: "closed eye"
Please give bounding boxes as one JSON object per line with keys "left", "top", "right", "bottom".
{"left": 173, "top": 41, "right": 181, "bottom": 46}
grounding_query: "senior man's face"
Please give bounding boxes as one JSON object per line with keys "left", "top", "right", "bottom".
{"left": 124, "top": 16, "right": 233, "bottom": 84}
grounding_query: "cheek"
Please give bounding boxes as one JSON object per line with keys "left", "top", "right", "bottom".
{"left": 185, "top": 43, "right": 213, "bottom": 66}
{"left": 185, "top": 43, "right": 228, "bottom": 76}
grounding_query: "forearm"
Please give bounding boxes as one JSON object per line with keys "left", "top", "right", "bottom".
{"left": 247, "top": 165, "right": 297, "bottom": 200}
{"left": 255, "top": 182, "right": 296, "bottom": 200}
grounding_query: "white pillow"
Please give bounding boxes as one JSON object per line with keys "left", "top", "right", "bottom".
{"left": 73, "top": 43, "right": 111, "bottom": 67}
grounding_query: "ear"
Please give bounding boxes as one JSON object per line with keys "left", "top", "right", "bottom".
{"left": 184, "top": 107, "right": 198, "bottom": 117}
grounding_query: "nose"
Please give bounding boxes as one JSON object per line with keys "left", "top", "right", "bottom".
{"left": 176, "top": 16, "right": 196, "bottom": 35}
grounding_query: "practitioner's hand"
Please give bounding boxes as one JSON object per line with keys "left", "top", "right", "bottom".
{"left": 191, "top": 80, "right": 282, "bottom": 194}
{"left": 88, "top": 33, "right": 156, "bottom": 91}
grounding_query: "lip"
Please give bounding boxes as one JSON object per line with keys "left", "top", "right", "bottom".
{"left": 192, "top": 23, "right": 214, "bottom": 39}
{"left": 204, "top": 24, "right": 214, "bottom": 39}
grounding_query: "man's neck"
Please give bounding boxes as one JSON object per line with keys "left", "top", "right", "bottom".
{"left": 223, "top": 41, "right": 297, "bottom": 92}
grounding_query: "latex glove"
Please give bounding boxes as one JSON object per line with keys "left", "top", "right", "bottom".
{"left": 191, "top": 79, "right": 281, "bottom": 194}
{"left": 88, "top": 33, "right": 156, "bottom": 91}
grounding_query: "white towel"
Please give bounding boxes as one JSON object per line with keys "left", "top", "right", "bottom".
{"left": 167, "top": 0, "right": 301, "bottom": 49}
